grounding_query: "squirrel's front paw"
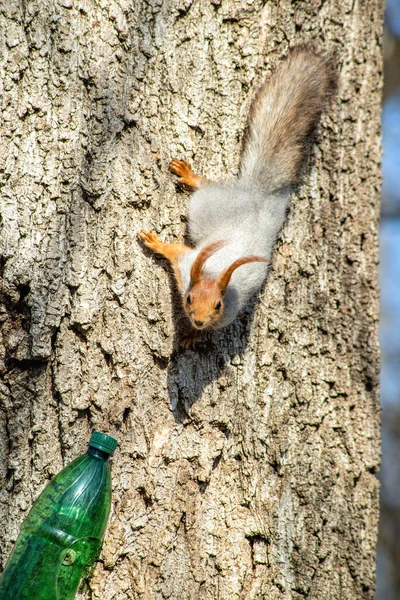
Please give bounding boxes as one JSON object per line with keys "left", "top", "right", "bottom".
{"left": 180, "top": 328, "right": 203, "bottom": 350}
{"left": 138, "top": 230, "right": 163, "bottom": 253}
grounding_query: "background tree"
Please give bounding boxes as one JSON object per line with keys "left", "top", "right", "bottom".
{"left": 376, "top": 3, "right": 400, "bottom": 597}
{"left": 0, "top": 1, "right": 382, "bottom": 599}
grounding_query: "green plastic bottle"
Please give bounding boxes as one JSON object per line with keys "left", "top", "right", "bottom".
{"left": 0, "top": 432, "right": 117, "bottom": 600}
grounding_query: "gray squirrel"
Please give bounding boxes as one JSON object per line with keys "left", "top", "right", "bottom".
{"left": 139, "top": 44, "right": 337, "bottom": 348}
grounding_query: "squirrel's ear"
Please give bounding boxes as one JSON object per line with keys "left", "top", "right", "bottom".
{"left": 190, "top": 241, "right": 225, "bottom": 286}
{"left": 218, "top": 256, "right": 269, "bottom": 293}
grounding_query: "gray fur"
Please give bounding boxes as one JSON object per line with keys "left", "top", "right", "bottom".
{"left": 178, "top": 46, "right": 336, "bottom": 329}
{"left": 178, "top": 185, "right": 288, "bottom": 328}
{"left": 240, "top": 44, "right": 337, "bottom": 192}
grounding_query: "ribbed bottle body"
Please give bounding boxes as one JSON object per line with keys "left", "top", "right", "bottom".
{"left": 0, "top": 440, "right": 114, "bottom": 600}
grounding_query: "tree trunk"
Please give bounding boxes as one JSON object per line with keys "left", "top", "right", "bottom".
{"left": 0, "top": 1, "right": 382, "bottom": 599}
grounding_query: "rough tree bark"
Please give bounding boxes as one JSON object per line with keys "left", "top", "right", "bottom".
{"left": 0, "top": 1, "right": 382, "bottom": 599}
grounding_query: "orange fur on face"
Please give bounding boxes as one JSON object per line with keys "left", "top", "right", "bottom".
{"left": 185, "top": 247, "right": 268, "bottom": 330}
{"left": 184, "top": 280, "right": 224, "bottom": 329}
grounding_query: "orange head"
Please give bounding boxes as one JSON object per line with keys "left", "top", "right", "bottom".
{"left": 183, "top": 241, "right": 268, "bottom": 330}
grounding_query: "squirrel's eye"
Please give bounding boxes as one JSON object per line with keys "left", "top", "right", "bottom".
{"left": 215, "top": 301, "right": 222, "bottom": 311}
{"left": 186, "top": 295, "right": 192, "bottom": 305}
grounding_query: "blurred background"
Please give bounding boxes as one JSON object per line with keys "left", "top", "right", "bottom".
{"left": 376, "top": 0, "right": 400, "bottom": 598}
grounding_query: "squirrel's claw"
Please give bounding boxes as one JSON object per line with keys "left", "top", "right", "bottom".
{"left": 169, "top": 159, "right": 209, "bottom": 190}
{"left": 180, "top": 328, "right": 203, "bottom": 350}
{"left": 169, "top": 159, "right": 192, "bottom": 178}
{"left": 138, "top": 230, "right": 162, "bottom": 253}
{"left": 169, "top": 159, "right": 195, "bottom": 189}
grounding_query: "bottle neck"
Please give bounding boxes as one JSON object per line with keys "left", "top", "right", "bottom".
{"left": 87, "top": 446, "right": 110, "bottom": 461}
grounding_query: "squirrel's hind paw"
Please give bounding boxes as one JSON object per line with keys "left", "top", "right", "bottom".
{"left": 169, "top": 159, "right": 209, "bottom": 190}
{"left": 169, "top": 159, "right": 192, "bottom": 177}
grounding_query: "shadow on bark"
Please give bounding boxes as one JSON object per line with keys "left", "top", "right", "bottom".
{"left": 166, "top": 297, "right": 257, "bottom": 422}
{"left": 138, "top": 193, "right": 266, "bottom": 420}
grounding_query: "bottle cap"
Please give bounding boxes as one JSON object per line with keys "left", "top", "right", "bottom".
{"left": 89, "top": 432, "right": 118, "bottom": 455}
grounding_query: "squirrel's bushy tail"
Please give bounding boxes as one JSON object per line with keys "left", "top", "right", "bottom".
{"left": 239, "top": 44, "right": 337, "bottom": 192}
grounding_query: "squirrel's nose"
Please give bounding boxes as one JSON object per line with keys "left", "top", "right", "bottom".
{"left": 194, "top": 320, "right": 204, "bottom": 328}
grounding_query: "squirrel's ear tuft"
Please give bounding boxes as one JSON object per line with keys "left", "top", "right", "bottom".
{"left": 218, "top": 256, "right": 269, "bottom": 293}
{"left": 190, "top": 241, "right": 225, "bottom": 285}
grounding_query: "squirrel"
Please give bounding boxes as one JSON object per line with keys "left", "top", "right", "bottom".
{"left": 139, "top": 44, "right": 337, "bottom": 348}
